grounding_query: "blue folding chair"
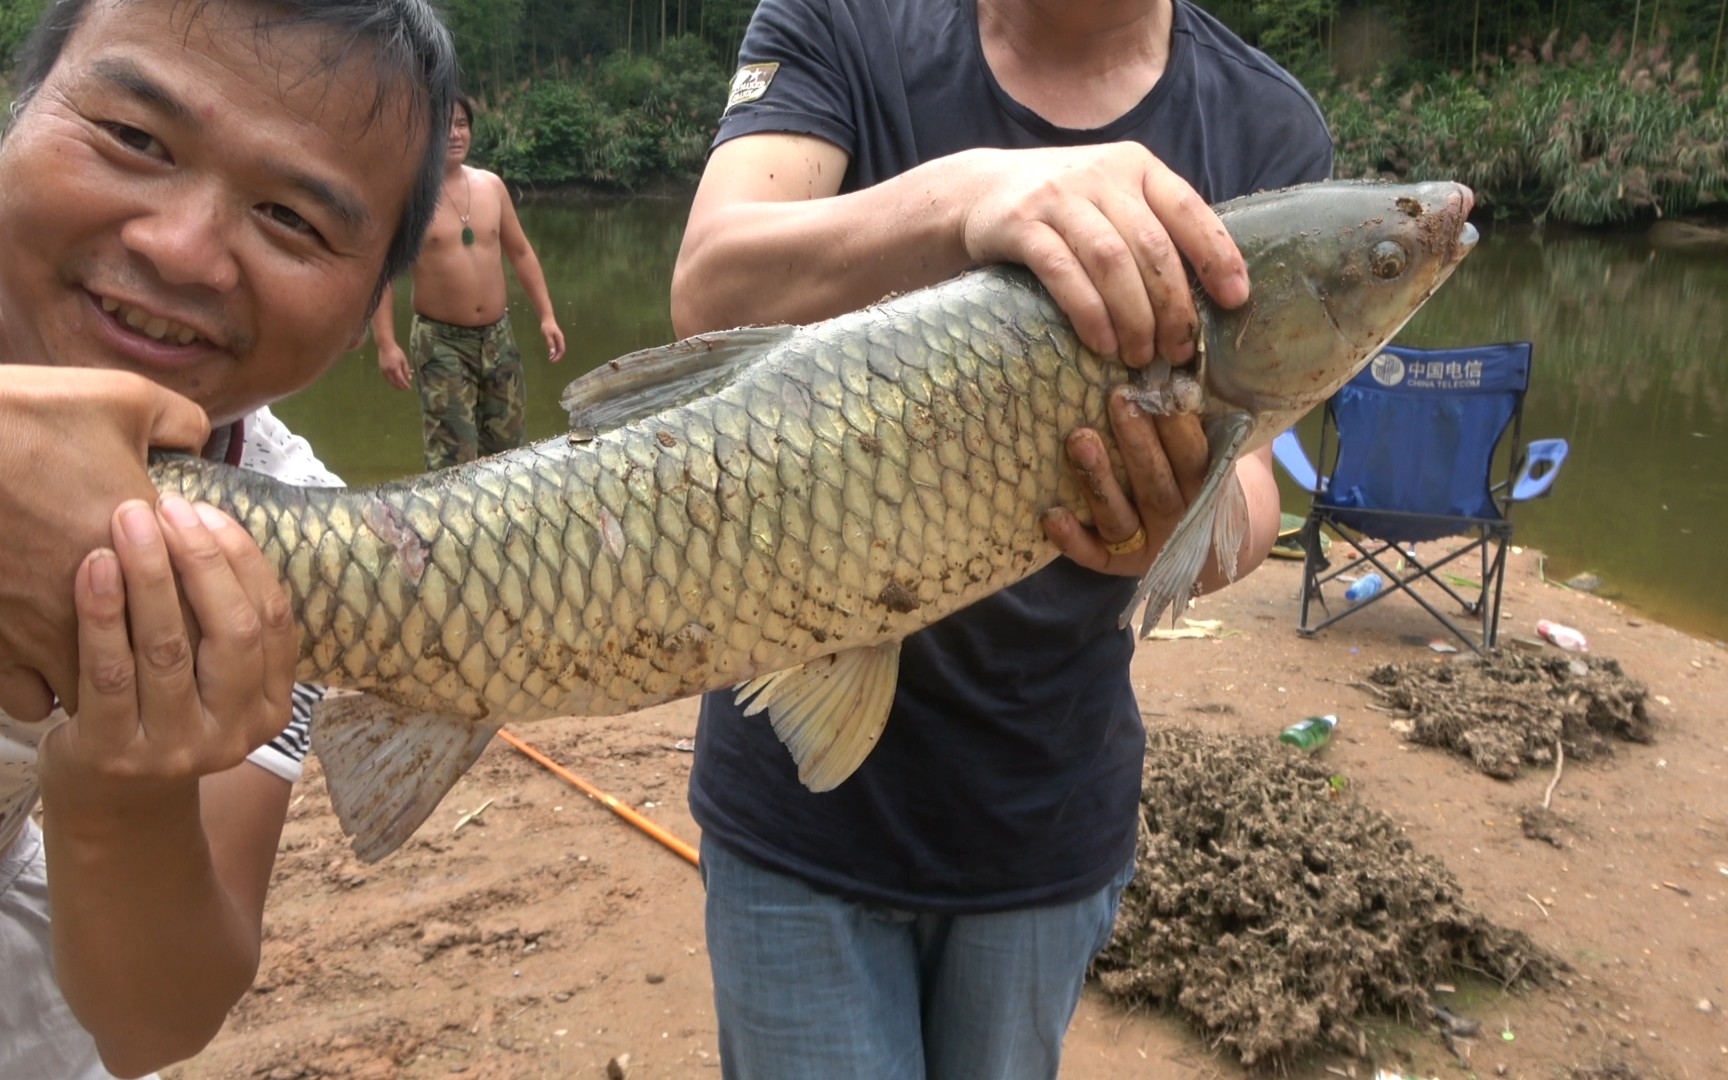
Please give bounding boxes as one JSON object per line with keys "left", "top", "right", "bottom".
{"left": 1274, "top": 342, "right": 1568, "bottom": 652}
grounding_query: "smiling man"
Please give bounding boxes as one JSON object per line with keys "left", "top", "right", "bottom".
{"left": 0, "top": 1, "right": 456, "bottom": 1076}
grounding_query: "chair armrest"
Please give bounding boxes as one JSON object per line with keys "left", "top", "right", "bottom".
{"left": 1273, "top": 429, "right": 1320, "bottom": 493}
{"left": 1510, "top": 437, "right": 1569, "bottom": 501}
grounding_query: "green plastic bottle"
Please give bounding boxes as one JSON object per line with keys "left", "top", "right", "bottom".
{"left": 1279, "top": 714, "right": 1337, "bottom": 751}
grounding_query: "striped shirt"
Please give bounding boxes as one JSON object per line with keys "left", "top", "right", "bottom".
{"left": 229, "top": 406, "right": 342, "bottom": 784}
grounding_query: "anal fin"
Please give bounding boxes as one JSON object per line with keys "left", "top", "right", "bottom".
{"left": 311, "top": 692, "right": 500, "bottom": 863}
{"left": 734, "top": 642, "right": 901, "bottom": 792}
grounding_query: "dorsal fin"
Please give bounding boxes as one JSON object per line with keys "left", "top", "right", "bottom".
{"left": 561, "top": 326, "right": 795, "bottom": 438}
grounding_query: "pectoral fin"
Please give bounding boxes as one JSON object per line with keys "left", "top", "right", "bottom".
{"left": 311, "top": 692, "right": 500, "bottom": 863}
{"left": 562, "top": 326, "right": 796, "bottom": 438}
{"left": 1209, "top": 457, "right": 1251, "bottom": 583}
{"left": 1120, "top": 411, "right": 1255, "bottom": 634}
{"left": 733, "top": 641, "right": 902, "bottom": 792}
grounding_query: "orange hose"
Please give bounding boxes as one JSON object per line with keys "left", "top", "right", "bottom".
{"left": 497, "top": 728, "right": 700, "bottom": 868}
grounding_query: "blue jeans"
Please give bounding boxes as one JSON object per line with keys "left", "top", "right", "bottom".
{"left": 700, "top": 836, "right": 1135, "bottom": 1080}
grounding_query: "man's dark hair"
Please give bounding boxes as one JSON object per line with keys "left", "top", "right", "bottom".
{"left": 453, "top": 92, "right": 474, "bottom": 126}
{"left": 11, "top": 0, "right": 459, "bottom": 306}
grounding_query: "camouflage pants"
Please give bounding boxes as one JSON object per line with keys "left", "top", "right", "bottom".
{"left": 410, "top": 312, "right": 525, "bottom": 470}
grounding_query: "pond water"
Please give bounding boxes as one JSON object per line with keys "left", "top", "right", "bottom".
{"left": 273, "top": 195, "right": 1728, "bottom": 644}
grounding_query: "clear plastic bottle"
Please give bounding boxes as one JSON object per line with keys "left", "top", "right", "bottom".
{"left": 1279, "top": 714, "right": 1338, "bottom": 751}
{"left": 1344, "top": 573, "right": 1384, "bottom": 602}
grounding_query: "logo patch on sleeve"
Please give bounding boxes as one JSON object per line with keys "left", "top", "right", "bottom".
{"left": 725, "top": 62, "right": 780, "bottom": 113}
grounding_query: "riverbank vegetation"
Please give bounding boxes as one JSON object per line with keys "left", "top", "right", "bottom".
{"left": 470, "top": 35, "right": 726, "bottom": 190}
{"left": 1320, "top": 33, "right": 1727, "bottom": 224}
{"left": 4, "top": 0, "right": 1725, "bottom": 224}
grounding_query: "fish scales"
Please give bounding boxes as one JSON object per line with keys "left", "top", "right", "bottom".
{"left": 138, "top": 179, "right": 1477, "bottom": 860}
{"left": 154, "top": 274, "right": 1075, "bottom": 712}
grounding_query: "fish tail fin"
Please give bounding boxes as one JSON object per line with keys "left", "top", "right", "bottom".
{"left": 1120, "top": 412, "right": 1254, "bottom": 635}
{"left": 311, "top": 692, "right": 500, "bottom": 863}
{"left": 734, "top": 641, "right": 901, "bottom": 792}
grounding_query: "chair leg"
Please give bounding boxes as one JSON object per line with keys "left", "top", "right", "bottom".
{"left": 1403, "top": 536, "right": 1493, "bottom": 616}
{"left": 1300, "top": 527, "right": 1418, "bottom": 639}
{"left": 1483, "top": 529, "right": 1512, "bottom": 649}
{"left": 1298, "top": 519, "right": 1325, "bottom": 635}
{"left": 1294, "top": 514, "right": 1513, "bottom": 653}
{"left": 1480, "top": 539, "right": 1493, "bottom": 645}
{"left": 1474, "top": 535, "right": 1491, "bottom": 619}
{"left": 1342, "top": 543, "right": 1492, "bottom": 653}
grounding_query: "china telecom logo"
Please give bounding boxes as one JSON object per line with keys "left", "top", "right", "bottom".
{"left": 1369, "top": 351, "right": 1406, "bottom": 386}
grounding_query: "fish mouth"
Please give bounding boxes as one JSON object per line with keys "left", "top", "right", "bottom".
{"left": 1448, "top": 185, "right": 1478, "bottom": 262}
{"left": 1439, "top": 219, "right": 1479, "bottom": 276}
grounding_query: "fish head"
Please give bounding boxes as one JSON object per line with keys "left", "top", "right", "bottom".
{"left": 1199, "top": 180, "right": 1478, "bottom": 424}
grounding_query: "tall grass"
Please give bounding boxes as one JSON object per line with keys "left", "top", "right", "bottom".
{"left": 469, "top": 35, "right": 725, "bottom": 191}
{"left": 1319, "top": 32, "right": 1728, "bottom": 224}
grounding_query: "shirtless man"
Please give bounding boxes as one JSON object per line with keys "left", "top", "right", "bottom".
{"left": 373, "top": 94, "right": 566, "bottom": 469}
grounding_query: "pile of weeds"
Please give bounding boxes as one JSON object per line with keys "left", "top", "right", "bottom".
{"left": 1367, "top": 651, "right": 1652, "bottom": 779}
{"left": 1092, "top": 726, "right": 1560, "bottom": 1067}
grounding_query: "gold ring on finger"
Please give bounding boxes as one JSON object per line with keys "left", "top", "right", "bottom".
{"left": 1104, "top": 525, "right": 1148, "bottom": 556}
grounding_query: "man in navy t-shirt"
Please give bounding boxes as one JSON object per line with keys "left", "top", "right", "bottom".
{"left": 671, "top": 1, "right": 1333, "bottom": 1076}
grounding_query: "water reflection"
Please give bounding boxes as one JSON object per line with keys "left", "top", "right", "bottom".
{"left": 273, "top": 201, "right": 1728, "bottom": 643}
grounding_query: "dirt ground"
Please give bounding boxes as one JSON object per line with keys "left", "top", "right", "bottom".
{"left": 166, "top": 545, "right": 1727, "bottom": 1080}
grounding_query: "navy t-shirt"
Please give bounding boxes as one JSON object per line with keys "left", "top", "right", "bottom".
{"left": 689, "top": 0, "right": 1333, "bottom": 913}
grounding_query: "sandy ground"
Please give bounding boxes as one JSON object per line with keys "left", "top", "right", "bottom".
{"left": 165, "top": 546, "right": 1727, "bottom": 1080}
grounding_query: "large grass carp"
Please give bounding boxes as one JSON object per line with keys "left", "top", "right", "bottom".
{"left": 148, "top": 179, "right": 1476, "bottom": 861}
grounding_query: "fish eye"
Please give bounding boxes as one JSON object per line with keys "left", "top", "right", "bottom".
{"left": 1370, "top": 240, "right": 1408, "bottom": 280}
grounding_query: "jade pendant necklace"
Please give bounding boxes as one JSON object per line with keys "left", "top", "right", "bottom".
{"left": 456, "top": 170, "right": 474, "bottom": 245}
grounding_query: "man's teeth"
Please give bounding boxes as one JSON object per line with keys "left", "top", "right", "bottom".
{"left": 100, "top": 296, "right": 202, "bottom": 345}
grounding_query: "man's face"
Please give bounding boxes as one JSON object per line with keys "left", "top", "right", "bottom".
{"left": 447, "top": 108, "right": 472, "bottom": 165}
{"left": 0, "top": 0, "right": 423, "bottom": 425}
